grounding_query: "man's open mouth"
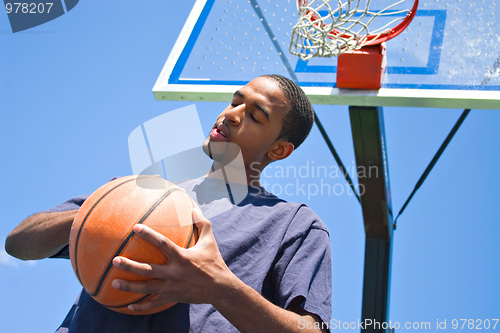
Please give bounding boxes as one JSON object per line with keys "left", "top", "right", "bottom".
{"left": 210, "top": 121, "right": 230, "bottom": 141}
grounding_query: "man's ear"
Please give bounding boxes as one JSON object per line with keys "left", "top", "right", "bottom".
{"left": 267, "top": 140, "right": 294, "bottom": 161}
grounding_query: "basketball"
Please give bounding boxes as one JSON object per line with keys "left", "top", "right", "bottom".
{"left": 69, "top": 175, "right": 198, "bottom": 315}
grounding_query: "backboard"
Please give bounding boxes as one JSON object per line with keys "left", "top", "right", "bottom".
{"left": 153, "top": 0, "right": 500, "bottom": 109}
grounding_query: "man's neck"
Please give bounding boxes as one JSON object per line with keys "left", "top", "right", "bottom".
{"left": 207, "top": 161, "right": 262, "bottom": 188}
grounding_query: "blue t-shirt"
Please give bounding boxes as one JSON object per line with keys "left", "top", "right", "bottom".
{"left": 49, "top": 177, "right": 332, "bottom": 332}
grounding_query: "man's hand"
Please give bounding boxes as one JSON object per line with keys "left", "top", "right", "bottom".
{"left": 111, "top": 209, "right": 235, "bottom": 312}
{"left": 111, "top": 209, "right": 327, "bottom": 332}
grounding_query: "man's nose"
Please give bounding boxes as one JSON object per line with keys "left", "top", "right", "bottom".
{"left": 225, "top": 104, "right": 245, "bottom": 126}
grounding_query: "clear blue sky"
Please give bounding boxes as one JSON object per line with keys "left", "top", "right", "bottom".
{"left": 1, "top": 1, "right": 499, "bottom": 332}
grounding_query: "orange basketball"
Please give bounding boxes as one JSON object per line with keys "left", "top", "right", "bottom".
{"left": 69, "top": 175, "right": 198, "bottom": 315}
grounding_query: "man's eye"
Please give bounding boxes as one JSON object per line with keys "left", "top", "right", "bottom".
{"left": 231, "top": 103, "right": 238, "bottom": 107}
{"left": 250, "top": 113, "right": 259, "bottom": 122}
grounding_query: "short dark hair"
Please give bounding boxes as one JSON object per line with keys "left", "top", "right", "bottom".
{"left": 261, "top": 74, "right": 314, "bottom": 149}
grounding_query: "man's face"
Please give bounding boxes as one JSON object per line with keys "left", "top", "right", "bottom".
{"left": 203, "top": 76, "right": 290, "bottom": 168}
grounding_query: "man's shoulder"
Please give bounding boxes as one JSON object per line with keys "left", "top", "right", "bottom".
{"left": 246, "top": 188, "right": 330, "bottom": 235}
{"left": 45, "top": 194, "right": 90, "bottom": 213}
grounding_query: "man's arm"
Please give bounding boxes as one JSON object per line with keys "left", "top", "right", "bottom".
{"left": 210, "top": 274, "right": 329, "bottom": 333}
{"left": 5, "top": 210, "right": 77, "bottom": 260}
{"left": 111, "top": 210, "right": 329, "bottom": 333}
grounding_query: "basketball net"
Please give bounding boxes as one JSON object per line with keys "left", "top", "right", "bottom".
{"left": 289, "top": 0, "right": 418, "bottom": 89}
{"left": 289, "top": 0, "right": 418, "bottom": 59}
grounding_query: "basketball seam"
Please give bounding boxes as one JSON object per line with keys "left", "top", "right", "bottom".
{"left": 104, "top": 201, "right": 196, "bottom": 310}
{"left": 73, "top": 177, "right": 154, "bottom": 285}
{"left": 105, "top": 293, "right": 153, "bottom": 309}
{"left": 185, "top": 217, "right": 196, "bottom": 248}
{"left": 90, "top": 187, "right": 181, "bottom": 297}
{"left": 184, "top": 199, "right": 197, "bottom": 249}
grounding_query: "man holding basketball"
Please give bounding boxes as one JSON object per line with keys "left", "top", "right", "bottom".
{"left": 6, "top": 74, "right": 332, "bottom": 333}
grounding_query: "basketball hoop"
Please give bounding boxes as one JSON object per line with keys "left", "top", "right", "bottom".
{"left": 290, "top": 0, "right": 418, "bottom": 89}
{"left": 290, "top": 0, "right": 419, "bottom": 59}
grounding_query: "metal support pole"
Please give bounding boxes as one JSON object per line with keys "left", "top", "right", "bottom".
{"left": 349, "top": 106, "right": 394, "bottom": 333}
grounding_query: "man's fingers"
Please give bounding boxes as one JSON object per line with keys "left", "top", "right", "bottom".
{"left": 112, "top": 256, "right": 164, "bottom": 278}
{"left": 191, "top": 206, "right": 206, "bottom": 223}
{"left": 111, "top": 277, "right": 164, "bottom": 295}
{"left": 191, "top": 209, "right": 213, "bottom": 241}
{"left": 132, "top": 224, "right": 180, "bottom": 259}
{"left": 111, "top": 279, "right": 177, "bottom": 313}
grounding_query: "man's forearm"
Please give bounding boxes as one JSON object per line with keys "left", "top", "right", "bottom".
{"left": 5, "top": 210, "right": 77, "bottom": 260}
{"left": 213, "top": 273, "right": 328, "bottom": 333}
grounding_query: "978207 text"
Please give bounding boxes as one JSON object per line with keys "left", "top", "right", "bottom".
{"left": 298, "top": 318, "right": 499, "bottom": 331}
{"left": 5, "top": 2, "right": 53, "bottom": 14}
{"left": 447, "top": 319, "right": 499, "bottom": 330}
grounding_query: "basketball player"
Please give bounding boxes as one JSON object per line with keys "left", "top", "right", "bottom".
{"left": 5, "top": 75, "right": 332, "bottom": 333}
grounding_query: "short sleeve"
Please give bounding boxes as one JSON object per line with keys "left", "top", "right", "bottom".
{"left": 46, "top": 195, "right": 89, "bottom": 259}
{"left": 272, "top": 206, "right": 332, "bottom": 325}
{"left": 45, "top": 195, "right": 89, "bottom": 213}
